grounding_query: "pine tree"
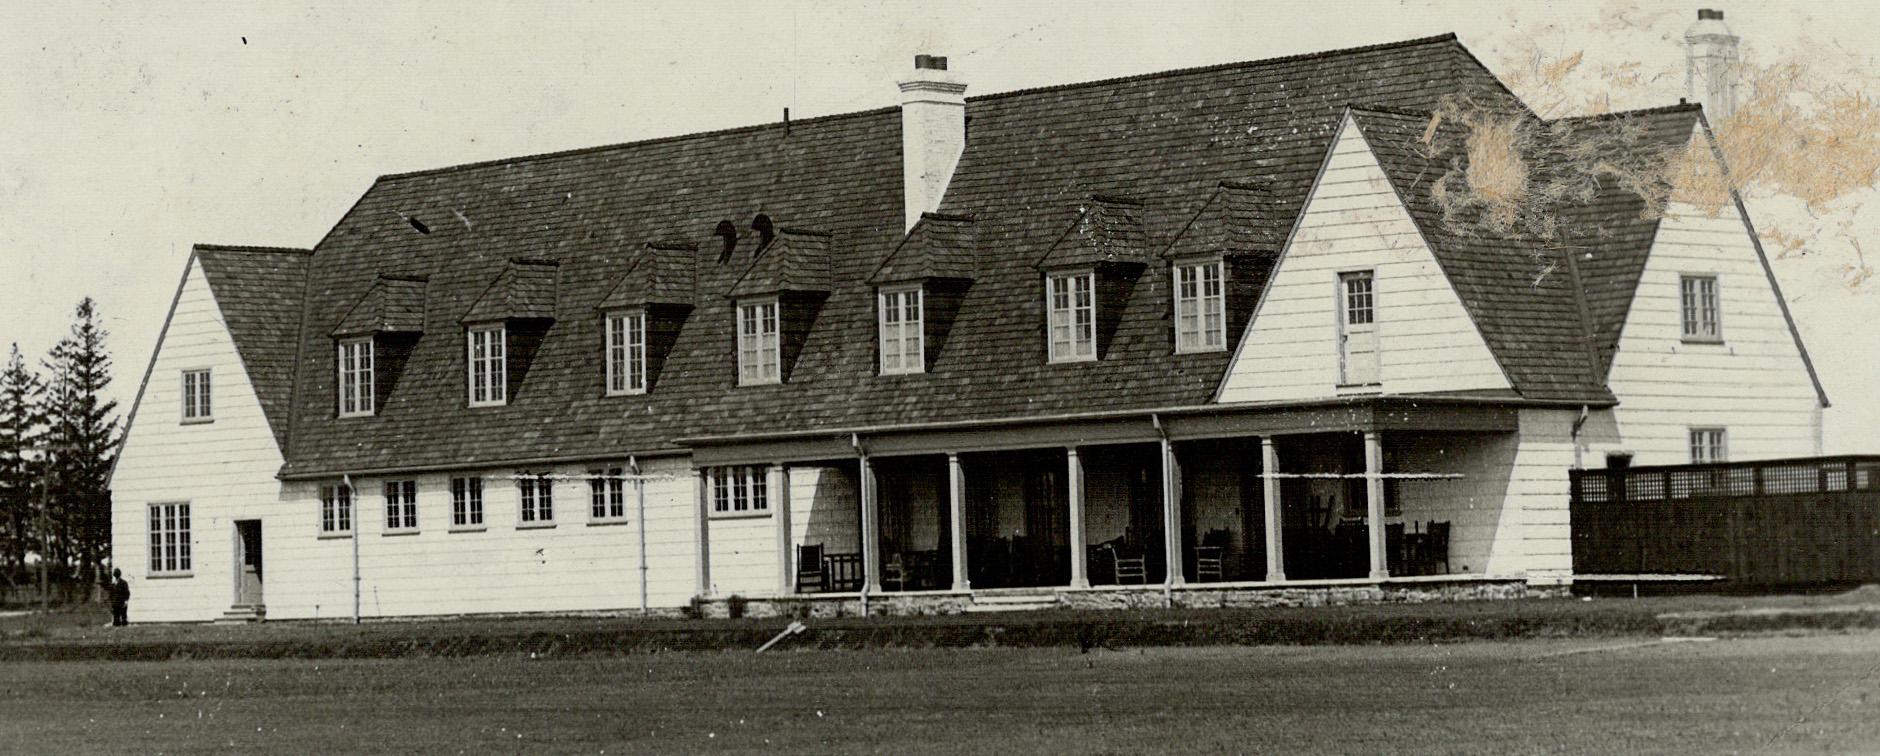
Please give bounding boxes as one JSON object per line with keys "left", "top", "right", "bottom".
{"left": 0, "top": 344, "right": 46, "bottom": 578}
{"left": 43, "top": 298, "right": 119, "bottom": 591}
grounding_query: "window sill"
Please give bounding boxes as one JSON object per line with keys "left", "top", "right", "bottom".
{"left": 516, "top": 521, "right": 557, "bottom": 530}
{"left": 1680, "top": 336, "right": 1726, "bottom": 345}
{"left": 180, "top": 417, "right": 214, "bottom": 426}
{"left": 1046, "top": 356, "right": 1097, "bottom": 365}
{"left": 1174, "top": 345, "right": 1227, "bottom": 355}
{"left": 466, "top": 402, "right": 508, "bottom": 409}
{"left": 449, "top": 525, "right": 488, "bottom": 533}
{"left": 337, "top": 412, "right": 375, "bottom": 420}
{"left": 382, "top": 529, "right": 420, "bottom": 537}
{"left": 604, "top": 389, "right": 648, "bottom": 398}
{"left": 146, "top": 572, "right": 193, "bottom": 580}
{"left": 317, "top": 532, "right": 355, "bottom": 540}
{"left": 709, "top": 510, "right": 773, "bottom": 521}
{"left": 588, "top": 518, "right": 631, "bottom": 527}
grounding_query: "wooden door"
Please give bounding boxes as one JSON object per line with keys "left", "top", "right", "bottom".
{"left": 1339, "top": 271, "right": 1378, "bottom": 385}
{"left": 235, "top": 520, "right": 263, "bottom": 607}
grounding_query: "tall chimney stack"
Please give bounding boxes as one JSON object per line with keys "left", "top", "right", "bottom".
{"left": 1685, "top": 9, "right": 1740, "bottom": 122}
{"left": 899, "top": 54, "right": 967, "bottom": 232}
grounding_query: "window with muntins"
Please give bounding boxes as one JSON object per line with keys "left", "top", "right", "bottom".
{"left": 1689, "top": 428, "right": 1728, "bottom": 463}
{"left": 709, "top": 465, "right": 770, "bottom": 517}
{"left": 605, "top": 311, "right": 646, "bottom": 395}
{"left": 879, "top": 286, "right": 925, "bottom": 374}
{"left": 1680, "top": 275, "right": 1721, "bottom": 341}
{"left": 319, "top": 484, "right": 354, "bottom": 536}
{"left": 338, "top": 338, "right": 375, "bottom": 417}
{"left": 589, "top": 466, "right": 629, "bottom": 523}
{"left": 450, "top": 476, "right": 485, "bottom": 529}
{"left": 1047, "top": 271, "right": 1096, "bottom": 362}
{"left": 518, "top": 474, "right": 555, "bottom": 525}
{"left": 737, "top": 299, "right": 781, "bottom": 385}
{"left": 1174, "top": 260, "right": 1226, "bottom": 352}
{"left": 384, "top": 480, "right": 417, "bottom": 532}
{"left": 147, "top": 502, "right": 191, "bottom": 574}
{"left": 467, "top": 325, "right": 507, "bottom": 406}
{"left": 1338, "top": 270, "right": 1380, "bottom": 386}
{"left": 181, "top": 369, "right": 212, "bottom": 422}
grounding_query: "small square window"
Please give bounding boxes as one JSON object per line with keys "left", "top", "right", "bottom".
{"left": 1689, "top": 428, "right": 1727, "bottom": 464}
{"left": 181, "top": 369, "right": 213, "bottom": 423}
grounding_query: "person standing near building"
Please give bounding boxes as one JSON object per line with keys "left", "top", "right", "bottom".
{"left": 109, "top": 568, "right": 130, "bottom": 626}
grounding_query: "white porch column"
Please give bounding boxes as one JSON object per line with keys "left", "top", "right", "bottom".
{"left": 1364, "top": 430, "right": 1388, "bottom": 579}
{"left": 1162, "top": 437, "right": 1185, "bottom": 587}
{"left": 1262, "top": 437, "right": 1286, "bottom": 582}
{"left": 695, "top": 468, "right": 713, "bottom": 598}
{"left": 859, "top": 455, "right": 882, "bottom": 594}
{"left": 1067, "top": 447, "right": 1089, "bottom": 589}
{"left": 948, "top": 453, "right": 970, "bottom": 591}
{"left": 771, "top": 464, "right": 792, "bottom": 596}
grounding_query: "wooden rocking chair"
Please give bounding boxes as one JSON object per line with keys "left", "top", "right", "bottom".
{"left": 795, "top": 543, "right": 827, "bottom": 593}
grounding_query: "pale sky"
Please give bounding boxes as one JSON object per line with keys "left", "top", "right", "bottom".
{"left": 2, "top": 0, "right": 1874, "bottom": 451}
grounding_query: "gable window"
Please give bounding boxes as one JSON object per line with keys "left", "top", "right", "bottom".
{"left": 517, "top": 473, "right": 555, "bottom": 527}
{"left": 384, "top": 480, "right": 417, "bottom": 533}
{"left": 1689, "top": 428, "right": 1728, "bottom": 464}
{"left": 338, "top": 338, "right": 375, "bottom": 417}
{"left": 1338, "top": 271, "right": 1380, "bottom": 385}
{"left": 147, "top": 502, "right": 191, "bottom": 575}
{"left": 708, "top": 465, "right": 770, "bottom": 517}
{"left": 450, "top": 476, "right": 485, "bottom": 530}
{"left": 181, "top": 369, "right": 212, "bottom": 423}
{"left": 879, "top": 286, "right": 925, "bottom": 374}
{"left": 605, "top": 311, "right": 647, "bottom": 395}
{"left": 319, "top": 483, "right": 354, "bottom": 537}
{"left": 1680, "top": 275, "right": 1721, "bottom": 341}
{"left": 467, "top": 325, "right": 507, "bottom": 406}
{"left": 589, "top": 465, "right": 629, "bottom": 523}
{"left": 737, "top": 299, "right": 781, "bottom": 385}
{"left": 1174, "top": 260, "right": 1226, "bottom": 353}
{"left": 1046, "top": 271, "right": 1096, "bottom": 362}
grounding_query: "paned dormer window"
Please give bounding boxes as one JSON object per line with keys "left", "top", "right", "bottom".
{"left": 1680, "top": 275, "right": 1721, "bottom": 342}
{"left": 1046, "top": 271, "right": 1096, "bottom": 363}
{"left": 737, "top": 298, "right": 781, "bottom": 385}
{"left": 467, "top": 325, "right": 506, "bottom": 406}
{"left": 605, "top": 310, "right": 646, "bottom": 395}
{"left": 338, "top": 337, "right": 375, "bottom": 417}
{"left": 1174, "top": 260, "right": 1226, "bottom": 353}
{"left": 879, "top": 286, "right": 924, "bottom": 374}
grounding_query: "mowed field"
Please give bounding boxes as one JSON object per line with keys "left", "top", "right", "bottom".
{"left": 4, "top": 633, "right": 1879, "bottom": 754}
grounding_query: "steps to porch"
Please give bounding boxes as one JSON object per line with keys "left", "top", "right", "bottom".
{"left": 964, "top": 589, "right": 1060, "bottom": 613}
{"left": 214, "top": 605, "right": 266, "bottom": 624}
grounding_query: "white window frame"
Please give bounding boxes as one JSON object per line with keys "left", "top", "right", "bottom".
{"left": 1174, "top": 259, "right": 1227, "bottom": 353}
{"left": 1046, "top": 271, "right": 1097, "bottom": 363}
{"left": 589, "top": 465, "right": 629, "bottom": 524}
{"left": 147, "top": 502, "right": 192, "bottom": 576}
{"left": 1337, "top": 270, "right": 1380, "bottom": 386}
{"left": 517, "top": 473, "right": 556, "bottom": 528}
{"left": 605, "top": 310, "right": 648, "bottom": 396}
{"left": 467, "top": 325, "right": 507, "bottom": 407}
{"left": 878, "top": 285, "right": 926, "bottom": 375}
{"left": 1689, "top": 427, "right": 1728, "bottom": 464}
{"left": 450, "top": 476, "right": 486, "bottom": 531}
{"left": 708, "top": 465, "right": 771, "bottom": 519}
{"left": 737, "top": 298, "right": 782, "bottom": 385}
{"left": 180, "top": 368, "right": 213, "bottom": 423}
{"left": 384, "top": 480, "right": 418, "bottom": 534}
{"left": 319, "top": 484, "right": 354, "bottom": 538}
{"left": 1680, "top": 274, "right": 1722, "bottom": 342}
{"left": 338, "top": 337, "right": 375, "bottom": 418}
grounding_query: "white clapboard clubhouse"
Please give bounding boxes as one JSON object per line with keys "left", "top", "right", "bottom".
{"left": 112, "top": 29, "right": 1827, "bottom": 622}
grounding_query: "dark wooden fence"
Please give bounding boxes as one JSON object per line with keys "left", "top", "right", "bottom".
{"left": 1571, "top": 455, "right": 1880, "bottom": 585}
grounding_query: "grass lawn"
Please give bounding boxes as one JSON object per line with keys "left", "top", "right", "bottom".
{"left": 4, "top": 633, "right": 1879, "bottom": 754}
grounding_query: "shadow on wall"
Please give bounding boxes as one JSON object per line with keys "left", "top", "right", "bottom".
{"left": 801, "top": 463, "right": 861, "bottom": 558}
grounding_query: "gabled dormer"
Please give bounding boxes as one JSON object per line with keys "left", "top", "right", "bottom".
{"left": 1035, "top": 195, "right": 1151, "bottom": 362}
{"left": 726, "top": 226, "right": 833, "bottom": 385}
{"left": 868, "top": 212, "right": 977, "bottom": 375}
{"left": 460, "top": 258, "right": 559, "bottom": 406}
{"left": 1160, "top": 180, "right": 1289, "bottom": 355}
{"left": 330, "top": 274, "right": 428, "bottom": 417}
{"left": 595, "top": 241, "right": 697, "bottom": 395}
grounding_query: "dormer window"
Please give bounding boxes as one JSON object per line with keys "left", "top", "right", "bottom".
{"left": 468, "top": 324, "right": 507, "bottom": 406}
{"left": 605, "top": 310, "right": 647, "bottom": 395}
{"left": 337, "top": 337, "right": 375, "bottom": 417}
{"left": 737, "top": 298, "right": 781, "bottom": 385}
{"left": 1174, "top": 259, "right": 1226, "bottom": 353}
{"left": 1047, "top": 271, "right": 1096, "bottom": 363}
{"left": 879, "top": 286, "right": 925, "bottom": 374}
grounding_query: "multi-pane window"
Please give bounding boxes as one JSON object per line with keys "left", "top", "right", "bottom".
{"left": 709, "top": 465, "right": 770, "bottom": 517}
{"left": 879, "top": 287, "right": 925, "bottom": 374}
{"left": 181, "top": 369, "right": 212, "bottom": 422}
{"left": 147, "top": 502, "right": 191, "bottom": 574}
{"left": 1680, "top": 275, "right": 1721, "bottom": 341}
{"left": 319, "top": 484, "right": 354, "bottom": 536}
{"left": 467, "top": 325, "right": 507, "bottom": 406}
{"left": 737, "top": 299, "right": 781, "bottom": 385}
{"left": 518, "top": 474, "right": 555, "bottom": 525}
{"left": 1047, "top": 271, "right": 1096, "bottom": 362}
{"left": 384, "top": 480, "right": 417, "bottom": 532}
{"left": 589, "top": 466, "right": 629, "bottom": 523}
{"left": 1338, "top": 270, "right": 1381, "bottom": 386}
{"left": 338, "top": 338, "right": 375, "bottom": 417}
{"left": 1690, "top": 428, "right": 1728, "bottom": 464}
{"left": 1174, "top": 260, "right": 1226, "bottom": 352}
{"left": 450, "top": 476, "right": 485, "bottom": 529}
{"left": 1343, "top": 273, "right": 1375, "bottom": 325}
{"left": 605, "top": 311, "right": 647, "bottom": 395}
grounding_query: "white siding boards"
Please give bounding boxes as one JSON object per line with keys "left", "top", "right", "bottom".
{"left": 1595, "top": 123, "right": 1826, "bottom": 466}
{"left": 1216, "top": 114, "right": 1511, "bottom": 403}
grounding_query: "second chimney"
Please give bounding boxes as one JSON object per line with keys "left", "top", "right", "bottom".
{"left": 1685, "top": 9, "right": 1740, "bottom": 121}
{"left": 899, "top": 54, "right": 968, "bottom": 233}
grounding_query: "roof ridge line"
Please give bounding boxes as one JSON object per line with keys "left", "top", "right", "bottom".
{"left": 193, "top": 244, "right": 312, "bottom": 255}
{"left": 1549, "top": 102, "right": 1703, "bottom": 123}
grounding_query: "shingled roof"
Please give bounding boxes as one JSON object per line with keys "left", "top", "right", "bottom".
{"left": 870, "top": 213, "right": 978, "bottom": 283}
{"left": 192, "top": 245, "right": 311, "bottom": 448}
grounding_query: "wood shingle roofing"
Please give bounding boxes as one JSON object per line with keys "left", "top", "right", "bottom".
{"left": 191, "top": 245, "right": 312, "bottom": 448}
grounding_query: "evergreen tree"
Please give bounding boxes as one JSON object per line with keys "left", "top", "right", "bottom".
{"left": 0, "top": 344, "right": 46, "bottom": 577}
{"left": 43, "top": 298, "right": 118, "bottom": 589}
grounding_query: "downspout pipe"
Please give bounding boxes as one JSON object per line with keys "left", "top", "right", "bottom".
{"left": 633, "top": 455, "right": 648, "bottom": 614}
{"left": 1570, "top": 405, "right": 1590, "bottom": 470}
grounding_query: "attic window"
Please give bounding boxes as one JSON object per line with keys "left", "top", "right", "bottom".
{"left": 715, "top": 221, "right": 738, "bottom": 264}
{"left": 737, "top": 298, "right": 782, "bottom": 385}
{"left": 337, "top": 337, "right": 375, "bottom": 417}
{"left": 467, "top": 324, "right": 507, "bottom": 407}
{"left": 1173, "top": 259, "right": 1226, "bottom": 353}
{"left": 1047, "top": 271, "right": 1096, "bottom": 363}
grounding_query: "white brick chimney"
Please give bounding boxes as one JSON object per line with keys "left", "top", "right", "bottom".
{"left": 899, "top": 54, "right": 967, "bottom": 232}
{"left": 1685, "top": 8, "right": 1740, "bottom": 121}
